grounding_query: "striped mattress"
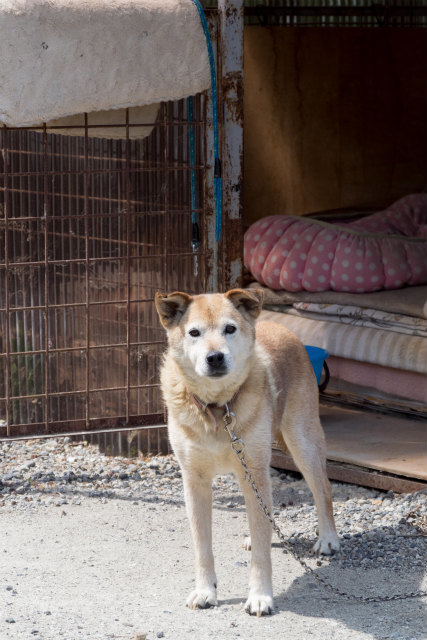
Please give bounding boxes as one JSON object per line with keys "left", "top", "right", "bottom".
{"left": 260, "top": 309, "right": 427, "bottom": 374}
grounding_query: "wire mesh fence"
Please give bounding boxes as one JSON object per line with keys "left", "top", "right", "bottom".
{"left": 0, "top": 97, "right": 210, "bottom": 447}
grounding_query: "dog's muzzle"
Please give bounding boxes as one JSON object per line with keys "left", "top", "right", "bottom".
{"left": 206, "top": 350, "right": 228, "bottom": 376}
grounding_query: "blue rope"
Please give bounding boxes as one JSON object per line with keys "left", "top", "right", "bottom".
{"left": 189, "top": 0, "right": 222, "bottom": 242}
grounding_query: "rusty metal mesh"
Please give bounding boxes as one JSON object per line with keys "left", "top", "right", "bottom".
{"left": 0, "top": 97, "right": 210, "bottom": 442}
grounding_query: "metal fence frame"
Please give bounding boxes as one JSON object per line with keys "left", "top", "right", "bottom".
{"left": 0, "top": 2, "right": 245, "bottom": 450}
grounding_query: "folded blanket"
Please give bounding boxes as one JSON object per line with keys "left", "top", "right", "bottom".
{"left": 291, "top": 302, "right": 427, "bottom": 338}
{"left": 0, "top": 0, "right": 210, "bottom": 127}
{"left": 247, "top": 283, "right": 427, "bottom": 319}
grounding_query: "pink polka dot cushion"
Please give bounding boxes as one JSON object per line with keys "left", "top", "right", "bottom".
{"left": 244, "top": 194, "right": 427, "bottom": 293}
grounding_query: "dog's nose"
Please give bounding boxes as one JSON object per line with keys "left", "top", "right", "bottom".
{"left": 206, "top": 351, "right": 225, "bottom": 369}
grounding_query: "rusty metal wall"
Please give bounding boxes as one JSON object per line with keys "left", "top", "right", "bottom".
{"left": 204, "top": 1, "right": 427, "bottom": 27}
{"left": 0, "top": 96, "right": 211, "bottom": 447}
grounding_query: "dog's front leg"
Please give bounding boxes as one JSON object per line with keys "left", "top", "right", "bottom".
{"left": 182, "top": 469, "right": 218, "bottom": 609}
{"left": 238, "top": 464, "right": 274, "bottom": 616}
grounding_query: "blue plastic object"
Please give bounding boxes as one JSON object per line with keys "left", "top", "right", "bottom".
{"left": 305, "top": 346, "right": 329, "bottom": 385}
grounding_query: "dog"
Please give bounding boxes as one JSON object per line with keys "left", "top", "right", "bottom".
{"left": 155, "top": 288, "right": 340, "bottom": 616}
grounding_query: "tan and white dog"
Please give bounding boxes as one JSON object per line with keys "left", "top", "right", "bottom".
{"left": 155, "top": 288, "right": 340, "bottom": 616}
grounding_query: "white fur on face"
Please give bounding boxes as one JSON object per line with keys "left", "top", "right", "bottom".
{"left": 168, "top": 296, "right": 255, "bottom": 384}
{"left": 183, "top": 316, "right": 245, "bottom": 378}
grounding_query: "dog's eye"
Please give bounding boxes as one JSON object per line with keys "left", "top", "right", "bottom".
{"left": 225, "top": 324, "right": 236, "bottom": 335}
{"left": 189, "top": 329, "right": 200, "bottom": 337}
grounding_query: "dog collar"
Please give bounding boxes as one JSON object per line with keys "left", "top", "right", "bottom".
{"left": 190, "top": 391, "right": 239, "bottom": 431}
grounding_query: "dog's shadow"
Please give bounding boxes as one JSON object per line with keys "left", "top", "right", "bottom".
{"left": 213, "top": 475, "right": 426, "bottom": 637}
{"left": 270, "top": 526, "right": 427, "bottom": 638}
{"left": 212, "top": 482, "right": 427, "bottom": 637}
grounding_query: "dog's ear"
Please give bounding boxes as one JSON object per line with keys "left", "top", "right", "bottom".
{"left": 225, "top": 288, "right": 263, "bottom": 319}
{"left": 155, "top": 291, "right": 193, "bottom": 328}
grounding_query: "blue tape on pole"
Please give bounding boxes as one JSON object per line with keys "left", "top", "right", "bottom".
{"left": 215, "top": 175, "right": 222, "bottom": 240}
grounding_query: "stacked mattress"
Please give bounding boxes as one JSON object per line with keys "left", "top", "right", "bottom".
{"left": 249, "top": 284, "right": 427, "bottom": 414}
{"left": 244, "top": 194, "right": 427, "bottom": 414}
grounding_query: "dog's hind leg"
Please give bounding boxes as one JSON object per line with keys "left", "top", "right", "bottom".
{"left": 281, "top": 416, "right": 340, "bottom": 556}
{"left": 182, "top": 469, "right": 218, "bottom": 609}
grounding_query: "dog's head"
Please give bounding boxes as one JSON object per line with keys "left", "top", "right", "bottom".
{"left": 155, "top": 289, "right": 263, "bottom": 385}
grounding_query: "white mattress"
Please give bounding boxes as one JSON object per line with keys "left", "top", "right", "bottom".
{"left": 260, "top": 309, "right": 427, "bottom": 374}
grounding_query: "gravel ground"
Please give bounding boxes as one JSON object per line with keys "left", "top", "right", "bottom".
{"left": 1, "top": 437, "right": 426, "bottom": 640}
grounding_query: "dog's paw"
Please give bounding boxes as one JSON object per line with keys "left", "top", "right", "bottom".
{"left": 244, "top": 592, "right": 274, "bottom": 617}
{"left": 242, "top": 536, "right": 251, "bottom": 551}
{"left": 186, "top": 587, "right": 218, "bottom": 610}
{"left": 311, "top": 531, "right": 340, "bottom": 556}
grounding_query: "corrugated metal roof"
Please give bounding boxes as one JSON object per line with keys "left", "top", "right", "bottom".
{"left": 202, "top": 1, "right": 427, "bottom": 27}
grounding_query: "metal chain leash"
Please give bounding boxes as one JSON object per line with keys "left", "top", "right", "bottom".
{"left": 223, "top": 406, "right": 427, "bottom": 603}
{"left": 406, "top": 507, "right": 427, "bottom": 537}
